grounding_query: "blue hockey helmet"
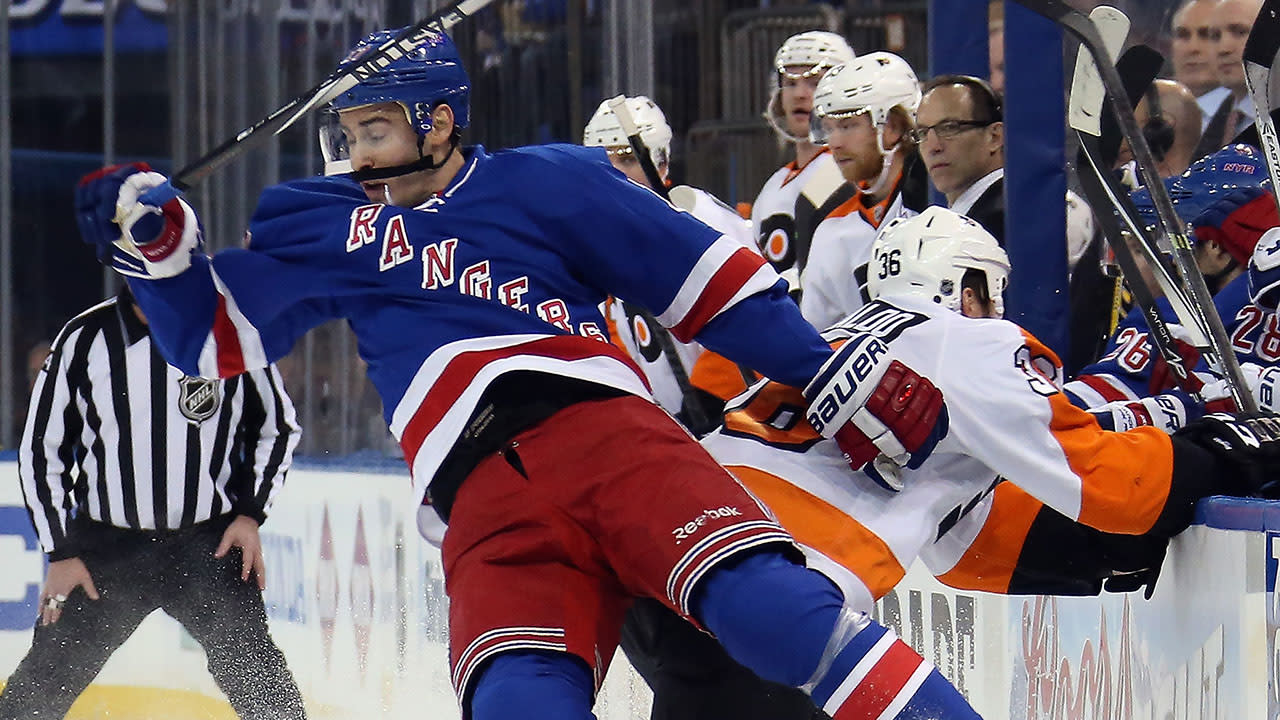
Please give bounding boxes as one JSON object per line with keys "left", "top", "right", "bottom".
{"left": 333, "top": 27, "right": 471, "bottom": 131}
{"left": 1130, "top": 144, "right": 1268, "bottom": 231}
{"left": 320, "top": 28, "right": 471, "bottom": 175}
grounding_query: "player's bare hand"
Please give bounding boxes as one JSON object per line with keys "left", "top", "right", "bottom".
{"left": 40, "top": 558, "right": 99, "bottom": 626}
{"left": 216, "top": 515, "right": 266, "bottom": 589}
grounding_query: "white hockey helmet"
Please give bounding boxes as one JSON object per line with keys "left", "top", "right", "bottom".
{"left": 583, "top": 95, "right": 672, "bottom": 168}
{"left": 775, "top": 31, "right": 856, "bottom": 79}
{"left": 765, "top": 31, "right": 855, "bottom": 142}
{"left": 809, "top": 52, "right": 921, "bottom": 147}
{"left": 868, "top": 206, "right": 1010, "bottom": 317}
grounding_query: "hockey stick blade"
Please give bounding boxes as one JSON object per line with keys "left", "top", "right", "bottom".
{"left": 1016, "top": 0, "right": 1257, "bottom": 411}
{"left": 171, "top": 0, "right": 495, "bottom": 191}
{"left": 1067, "top": 5, "right": 1128, "bottom": 138}
{"left": 1099, "top": 46, "right": 1164, "bottom": 167}
{"left": 1243, "top": 0, "right": 1280, "bottom": 217}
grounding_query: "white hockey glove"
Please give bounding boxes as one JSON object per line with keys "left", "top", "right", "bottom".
{"left": 76, "top": 164, "right": 201, "bottom": 279}
{"left": 803, "top": 334, "right": 949, "bottom": 488}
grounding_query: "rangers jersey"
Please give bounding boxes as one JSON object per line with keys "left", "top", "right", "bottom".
{"left": 129, "top": 144, "right": 831, "bottom": 507}
{"left": 605, "top": 185, "right": 757, "bottom": 416}
{"left": 1066, "top": 273, "right": 1278, "bottom": 407}
{"left": 701, "top": 295, "right": 1189, "bottom": 614}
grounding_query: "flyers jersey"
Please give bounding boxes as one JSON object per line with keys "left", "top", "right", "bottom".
{"left": 751, "top": 149, "right": 841, "bottom": 292}
{"left": 798, "top": 174, "right": 914, "bottom": 330}
{"left": 701, "top": 295, "right": 1179, "bottom": 613}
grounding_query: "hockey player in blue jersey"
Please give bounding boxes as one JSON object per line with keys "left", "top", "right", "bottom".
{"left": 1066, "top": 144, "right": 1280, "bottom": 418}
{"left": 75, "top": 28, "right": 979, "bottom": 720}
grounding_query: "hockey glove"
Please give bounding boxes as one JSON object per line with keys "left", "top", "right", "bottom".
{"left": 803, "top": 334, "right": 948, "bottom": 483}
{"left": 1099, "top": 533, "right": 1168, "bottom": 600}
{"left": 1089, "top": 391, "right": 1199, "bottom": 434}
{"left": 1192, "top": 185, "right": 1276, "bottom": 268}
{"left": 1174, "top": 412, "right": 1280, "bottom": 498}
{"left": 76, "top": 164, "right": 201, "bottom": 279}
{"left": 1248, "top": 226, "right": 1280, "bottom": 311}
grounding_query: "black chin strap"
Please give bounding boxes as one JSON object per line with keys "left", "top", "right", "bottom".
{"left": 349, "top": 135, "right": 458, "bottom": 183}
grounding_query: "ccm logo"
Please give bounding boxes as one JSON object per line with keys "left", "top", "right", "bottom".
{"left": 672, "top": 506, "right": 744, "bottom": 543}
{"left": 807, "top": 338, "right": 888, "bottom": 434}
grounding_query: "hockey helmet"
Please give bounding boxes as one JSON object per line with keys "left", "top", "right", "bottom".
{"left": 810, "top": 52, "right": 921, "bottom": 147}
{"left": 582, "top": 96, "right": 673, "bottom": 168}
{"left": 765, "top": 31, "right": 855, "bottom": 142}
{"left": 1131, "top": 144, "right": 1268, "bottom": 229}
{"left": 319, "top": 27, "right": 471, "bottom": 175}
{"left": 775, "top": 31, "right": 856, "bottom": 80}
{"left": 869, "top": 206, "right": 1010, "bottom": 317}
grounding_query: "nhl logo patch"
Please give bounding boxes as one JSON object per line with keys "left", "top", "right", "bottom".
{"left": 178, "top": 376, "right": 221, "bottom": 423}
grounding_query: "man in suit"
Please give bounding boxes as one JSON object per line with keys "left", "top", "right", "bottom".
{"left": 915, "top": 75, "right": 1005, "bottom": 245}
{"left": 1193, "top": 0, "right": 1263, "bottom": 158}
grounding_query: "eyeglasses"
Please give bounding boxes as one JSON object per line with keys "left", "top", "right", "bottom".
{"left": 908, "top": 119, "right": 996, "bottom": 144}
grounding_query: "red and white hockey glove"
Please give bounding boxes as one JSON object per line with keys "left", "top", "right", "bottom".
{"left": 803, "top": 334, "right": 949, "bottom": 487}
{"left": 76, "top": 164, "right": 200, "bottom": 279}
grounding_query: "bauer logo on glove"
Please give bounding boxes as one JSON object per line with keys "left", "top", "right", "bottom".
{"left": 805, "top": 335, "right": 890, "bottom": 435}
{"left": 803, "top": 333, "right": 949, "bottom": 483}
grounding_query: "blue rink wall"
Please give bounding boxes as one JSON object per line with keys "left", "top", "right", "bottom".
{"left": 0, "top": 454, "right": 1273, "bottom": 719}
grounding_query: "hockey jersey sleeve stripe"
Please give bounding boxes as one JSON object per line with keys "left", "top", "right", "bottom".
{"left": 209, "top": 295, "right": 247, "bottom": 377}
{"left": 660, "top": 241, "right": 772, "bottom": 342}
{"left": 931, "top": 482, "right": 1040, "bottom": 594}
{"left": 197, "top": 268, "right": 268, "bottom": 378}
{"left": 1016, "top": 331, "right": 1174, "bottom": 534}
{"left": 730, "top": 464, "right": 905, "bottom": 600}
{"left": 1072, "top": 373, "right": 1139, "bottom": 404}
{"left": 397, "top": 335, "right": 650, "bottom": 482}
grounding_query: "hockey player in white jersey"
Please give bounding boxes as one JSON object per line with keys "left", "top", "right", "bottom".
{"left": 753, "top": 31, "right": 856, "bottom": 293}
{"left": 799, "top": 52, "right": 929, "bottom": 330}
{"left": 704, "top": 207, "right": 1280, "bottom": 631}
{"left": 582, "top": 95, "right": 754, "bottom": 433}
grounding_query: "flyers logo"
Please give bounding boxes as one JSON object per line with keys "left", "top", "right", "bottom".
{"left": 759, "top": 214, "right": 795, "bottom": 267}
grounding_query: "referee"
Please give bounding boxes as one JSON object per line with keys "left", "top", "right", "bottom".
{"left": 1, "top": 286, "right": 307, "bottom": 720}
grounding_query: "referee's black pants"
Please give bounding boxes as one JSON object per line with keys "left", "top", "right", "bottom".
{"left": 0, "top": 515, "right": 306, "bottom": 720}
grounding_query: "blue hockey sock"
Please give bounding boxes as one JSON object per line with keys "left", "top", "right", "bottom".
{"left": 691, "top": 550, "right": 845, "bottom": 687}
{"left": 692, "top": 550, "right": 982, "bottom": 719}
{"left": 469, "top": 651, "right": 596, "bottom": 720}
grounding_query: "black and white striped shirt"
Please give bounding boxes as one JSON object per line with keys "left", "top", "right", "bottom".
{"left": 18, "top": 290, "right": 300, "bottom": 559}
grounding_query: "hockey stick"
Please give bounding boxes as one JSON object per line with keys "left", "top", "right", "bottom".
{"left": 170, "top": 0, "right": 495, "bottom": 191}
{"left": 1017, "top": 0, "right": 1255, "bottom": 410}
{"left": 1067, "top": 13, "right": 1210, "bottom": 395}
{"left": 606, "top": 96, "right": 717, "bottom": 433}
{"left": 1243, "top": 0, "right": 1280, "bottom": 216}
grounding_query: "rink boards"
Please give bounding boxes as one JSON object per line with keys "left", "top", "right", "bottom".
{"left": 0, "top": 455, "right": 1274, "bottom": 719}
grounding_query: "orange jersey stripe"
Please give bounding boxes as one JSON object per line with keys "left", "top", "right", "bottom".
{"left": 729, "top": 465, "right": 905, "bottom": 600}
{"left": 689, "top": 350, "right": 753, "bottom": 401}
{"left": 933, "top": 483, "right": 1041, "bottom": 593}
{"left": 1020, "top": 330, "right": 1174, "bottom": 534}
